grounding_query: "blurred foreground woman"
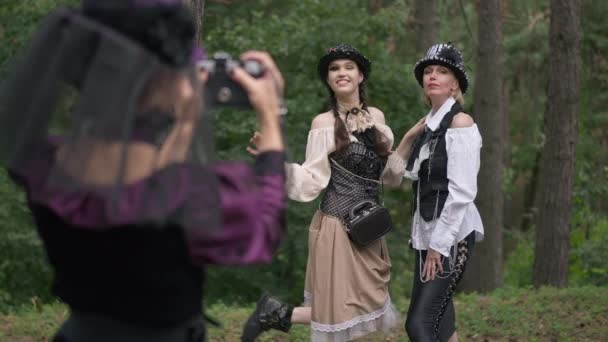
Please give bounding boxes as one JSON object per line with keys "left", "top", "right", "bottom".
{"left": 0, "top": 0, "right": 288, "bottom": 341}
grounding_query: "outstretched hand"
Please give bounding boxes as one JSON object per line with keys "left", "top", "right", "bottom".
{"left": 405, "top": 116, "right": 426, "bottom": 142}
{"left": 393, "top": 116, "right": 427, "bottom": 160}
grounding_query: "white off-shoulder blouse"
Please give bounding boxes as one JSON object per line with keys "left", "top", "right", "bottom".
{"left": 405, "top": 97, "right": 485, "bottom": 257}
{"left": 285, "top": 123, "right": 407, "bottom": 202}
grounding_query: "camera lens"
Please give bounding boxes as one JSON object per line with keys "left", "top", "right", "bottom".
{"left": 226, "top": 60, "right": 239, "bottom": 74}
{"left": 197, "top": 60, "right": 215, "bottom": 73}
{"left": 217, "top": 87, "right": 233, "bottom": 103}
{"left": 243, "top": 60, "right": 264, "bottom": 78}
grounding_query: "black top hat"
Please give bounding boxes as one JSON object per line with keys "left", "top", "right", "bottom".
{"left": 317, "top": 44, "right": 371, "bottom": 82}
{"left": 413, "top": 42, "right": 469, "bottom": 94}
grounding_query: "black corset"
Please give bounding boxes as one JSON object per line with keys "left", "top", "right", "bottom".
{"left": 320, "top": 141, "right": 387, "bottom": 220}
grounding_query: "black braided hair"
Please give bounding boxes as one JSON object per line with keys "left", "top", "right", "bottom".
{"left": 328, "top": 90, "right": 351, "bottom": 153}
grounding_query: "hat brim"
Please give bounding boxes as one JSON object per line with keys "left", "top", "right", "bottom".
{"left": 413, "top": 58, "right": 469, "bottom": 94}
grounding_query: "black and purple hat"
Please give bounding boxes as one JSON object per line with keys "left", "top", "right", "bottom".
{"left": 82, "top": 0, "right": 183, "bottom": 9}
{"left": 317, "top": 44, "right": 371, "bottom": 82}
{"left": 83, "top": 0, "right": 196, "bottom": 67}
{"left": 413, "top": 42, "right": 469, "bottom": 94}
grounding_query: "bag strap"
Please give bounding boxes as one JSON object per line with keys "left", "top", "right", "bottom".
{"left": 381, "top": 176, "right": 385, "bottom": 206}
{"left": 330, "top": 158, "right": 380, "bottom": 184}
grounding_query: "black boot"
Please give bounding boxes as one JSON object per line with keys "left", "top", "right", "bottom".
{"left": 241, "top": 294, "right": 294, "bottom": 342}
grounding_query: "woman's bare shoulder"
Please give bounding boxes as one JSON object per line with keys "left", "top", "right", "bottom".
{"left": 367, "top": 106, "right": 386, "bottom": 125}
{"left": 311, "top": 111, "right": 335, "bottom": 130}
{"left": 451, "top": 112, "right": 474, "bottom": 128}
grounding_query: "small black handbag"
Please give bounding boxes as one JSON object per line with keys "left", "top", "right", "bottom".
{"left": 345, "top": 200, "right": 393, "bottom": 246}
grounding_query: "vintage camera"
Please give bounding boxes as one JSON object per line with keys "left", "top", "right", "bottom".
{"left": 197, "top": 52, "right": 264, "bottom": 108}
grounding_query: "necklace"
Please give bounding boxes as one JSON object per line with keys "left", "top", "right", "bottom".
{"left": 336, "top": 102, "right": 375, "bottom": 133}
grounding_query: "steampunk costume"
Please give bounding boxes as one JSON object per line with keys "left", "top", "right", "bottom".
{"left": 242, "top": 45, "right": 402, "bottom": 342}
{"left": 404, "top": 43, "right": 484, "bottom": 341}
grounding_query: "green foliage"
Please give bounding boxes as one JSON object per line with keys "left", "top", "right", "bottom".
{"left": 458, "top": 286, "right": 608, "bottom": 341}
{"left": 0, "top": 301, "right": 67, "bottom": 340}
{"left": 504, "top": 230, "right": 534, "bottom": 288}
{"left": 0, "top": 0, "right": 607, "bottom": 315}
{"left": 502, "top": 1, "right": 550, "bottom": 196}
{"left": 570, "top": 218, "right": 608, "bottom": 286}
{"left": 504, "top": 217, "right": 608, "bottom": 288}
{"left": 3, "top": 287, "right": 608, "bottom": 340}
{"left": 0, "top": 169, "right": 52, "bottom": 312}
{"left": 0, "top": 0, "right": 79, "bottom": 73}
{"left": 568, "top": 0, "right": 608, "bottom": 287}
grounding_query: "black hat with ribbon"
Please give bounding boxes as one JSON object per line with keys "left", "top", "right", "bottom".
{"left": 317, "top": 44, "right": 371, "bottom": 82}
{"left": 413, "top": 42, "right": 469, "bottom": 94}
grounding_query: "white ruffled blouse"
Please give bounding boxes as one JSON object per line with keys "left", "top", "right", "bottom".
{"left": 405, "top": 97, "right": 485, "bottom": 257}
{"left": 285, "top": 123, "right": 407, "bottom": 202}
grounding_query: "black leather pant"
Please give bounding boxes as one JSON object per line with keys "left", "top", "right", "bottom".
{"left": 52, "top": 311, "right": 206, "bottom": 342}
{"left": 405, "top": 232, "right": 475, "bottom": 342}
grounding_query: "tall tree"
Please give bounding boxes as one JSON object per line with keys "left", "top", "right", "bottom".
{"left": 410, "top": 0, "right": 438, "bottom": 52}
{"left": 369, "top": 0, "right": 382, "bottom": 14}
{"left": 533, "top": 0, "right": 581, "bottom": 288}
{"left": 184, "top": 0, "right": 205, "bottom": 44}
{"left": 460, "top": 0, "right": 504, "bottom": 293}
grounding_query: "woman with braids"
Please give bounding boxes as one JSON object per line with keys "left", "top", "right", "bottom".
{"left": 242, "top": 44, "right": 404, "bottom": 341}
{"left": 389, "top": 42, "right": 484, "bottom": 341}
{"left": 0, "top": 0, "right": 288, "bottom": 341}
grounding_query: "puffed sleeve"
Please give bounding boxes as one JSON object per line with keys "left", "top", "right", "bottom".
{"left": 9, "top": 137, "right": 287, "bottom": 265}
{"left": 188, "top": 151, "right": 287, "bottom": 265}
{"left": 285, "top": 127, "right": 335, "bottom": 202}
{"left": 8, "top": 137, "right": 288, "bottom": 266}
{"left": 429, "top": 124, "right": 482, "bottom": 256}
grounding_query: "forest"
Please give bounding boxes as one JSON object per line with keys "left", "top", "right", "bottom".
{"left": 0, "top": 0, "right": 607, "bottom": 340}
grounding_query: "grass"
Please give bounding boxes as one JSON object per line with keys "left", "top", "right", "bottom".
{"left": 1, "top": 286, "right": 607, "bottom": 341}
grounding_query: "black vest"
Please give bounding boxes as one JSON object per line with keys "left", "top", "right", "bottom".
{"left": 406, "top": 102, "right": 462, "bottom": 221}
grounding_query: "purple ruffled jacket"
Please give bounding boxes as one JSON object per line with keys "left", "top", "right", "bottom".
{"left": 8, "top": 137, "right": 287, "bottom": 327}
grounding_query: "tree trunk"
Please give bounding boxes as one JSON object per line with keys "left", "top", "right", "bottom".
{"left": 533, "top": 0, "right": 581, "bottom": 288}
{"left": 368, "top": 0, "right": 382, "bottom": 46}
{"left": 369, "top": 0, "right": 382, "bottom": 15}
{"left": 520, "top": 149, "right": 541, "bottom": 231}
{"left": 410, "top": 0, "right": 438, "bottom": 52}
{"left": 459, "top": 0, "right": 504, "bottom": 293}
{"left": 184, "top": 0, "right": 205, "bottom": 44}
{"left": 502, "top": 84, "right": 512, "bottom": 229}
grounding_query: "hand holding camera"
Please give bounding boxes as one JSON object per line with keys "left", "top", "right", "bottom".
{"left": 199, "top": 51, "right": 284, "bottom": 153}
{"left": 198, "top": 52, "right": 264, "bottom": 108}
{"left": 198, "top": 51, "right": 284, "bottom": 113}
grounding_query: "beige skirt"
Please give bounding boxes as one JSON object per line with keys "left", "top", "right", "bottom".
{"left": 303, "top": 211, "right": 399, "bottom": 341}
